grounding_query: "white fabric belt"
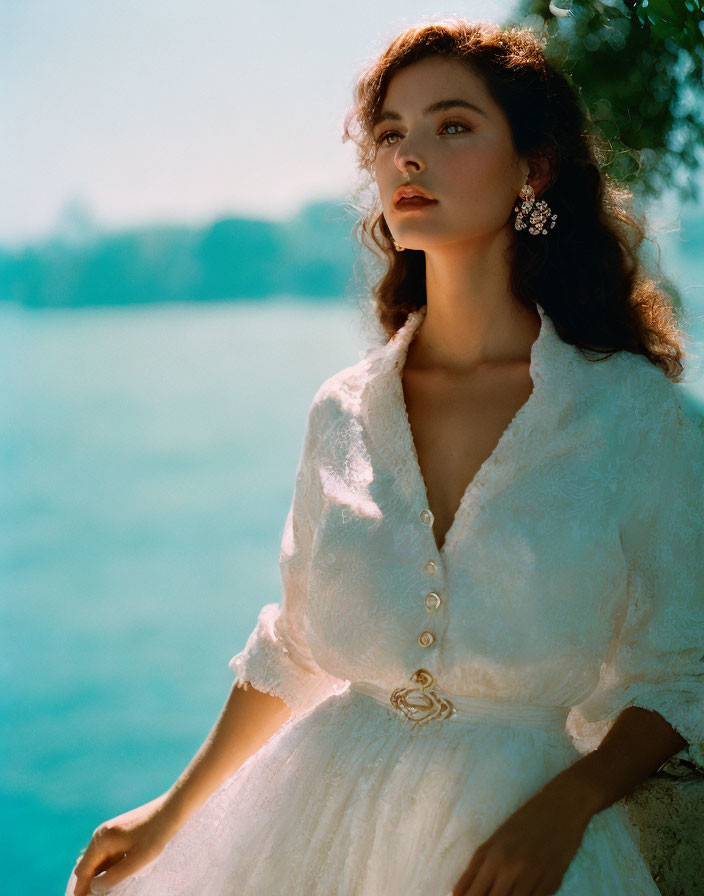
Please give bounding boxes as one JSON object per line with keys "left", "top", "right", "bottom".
{"left": 348, "top": 671, "right": 569, "bottom": 731}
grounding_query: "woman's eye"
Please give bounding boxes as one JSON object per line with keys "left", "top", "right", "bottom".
{"left": 375, "top": 119, "right": 470, "bottom": 146}
{"left": 375, "top": 131, "right": 399, "bottom": 146}
{"left": 442, "top": 120, "right": 470, "bottom": 135}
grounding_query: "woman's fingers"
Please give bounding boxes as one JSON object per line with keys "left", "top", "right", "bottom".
{"left": 87, "top": 848, "right": 151, "bottom": 895}
{"left": 71, "top": 827, "right": 126, "bottom": 896}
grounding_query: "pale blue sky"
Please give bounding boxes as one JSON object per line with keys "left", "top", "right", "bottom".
{"left": 1, "top": 0, "right": 701, "bottom": 247}
{"left": 1, "top": 0, "right": 517, "bottom": 245}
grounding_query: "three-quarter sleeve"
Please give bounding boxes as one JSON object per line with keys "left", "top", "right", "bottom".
{"left": 570, "top": 384, "right": 704, "bottom": 770}
{"left": 228, "top": 393, "right": 348, "bottom": 716}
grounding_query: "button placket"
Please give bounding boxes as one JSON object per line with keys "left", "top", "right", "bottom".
{"left": 418, "top": 507, "right": 442, "bottom": 648}
{"left": 418, "top": 507, "right": 442, "bottom": 616}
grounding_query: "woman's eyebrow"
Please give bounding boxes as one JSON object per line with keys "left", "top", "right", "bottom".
{"left": 373, "top": 98, "right": 487, "bottom": 127}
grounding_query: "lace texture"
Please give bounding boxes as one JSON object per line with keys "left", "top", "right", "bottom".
{"left": 227, "top": 398, "right": 349, "bottom": 715}
{"left": 66, "top": 303, "right": 702, "bottom": 895}
{"left": 232, "top": 302, "right": 703, "bottom": 771}
{"left": 72, "top": 690, "right": 661, "bottom": 896}
{"left": 566, "top": 357, "right": 704, "bottom": 769}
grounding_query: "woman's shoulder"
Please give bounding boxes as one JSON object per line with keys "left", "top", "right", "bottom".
{"left": 308, "top": 345, "right": 381, "bottom": 418}
{"left": 566, "top": 344, "right": 702, "bottom": 475}
{"left": 597, "top": 348, "right": 703, "bottom": 476}
{"left": 617, "top": 350, "right": 702, "bottom": 431}
{"left": 574, "top": 344, "right": 690, "bottom": 425}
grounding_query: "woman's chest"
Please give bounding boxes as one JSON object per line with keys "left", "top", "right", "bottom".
{"left": 307, "top": 408, "right": 629, "bottom": 663}
{"left": 402, "top": 361, "right": 535, "bottom": 554}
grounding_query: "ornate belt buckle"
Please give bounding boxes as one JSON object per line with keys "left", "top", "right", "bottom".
{"left": 389, "top": 668, "right": 456, "bottom": 728}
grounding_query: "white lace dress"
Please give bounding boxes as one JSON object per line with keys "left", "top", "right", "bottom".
{"left": 66, "top": 303, "right": 704, "bottom": 896}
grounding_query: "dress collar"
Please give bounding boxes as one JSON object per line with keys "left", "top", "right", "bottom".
{"left": 358, "top": 302, "right": 582, "bottom": 554}
{"left": 362, "top": 301, "right": 575, "bottom": 402}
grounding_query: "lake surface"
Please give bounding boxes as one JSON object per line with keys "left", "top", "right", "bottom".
{"left": 0, "top": 298, "right": 371, "bottom": 894}
{"left": 2, "top": 282, "right": 703, "bottom": 894}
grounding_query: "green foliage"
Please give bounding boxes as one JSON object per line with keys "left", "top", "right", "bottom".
{"left": 508, "top": 0, "right": 704, "bottom": 203}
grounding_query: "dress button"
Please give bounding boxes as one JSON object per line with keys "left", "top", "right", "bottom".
{"left": 425, "top": 591, "right": 442, "bottom": 611}
{"left": 419, "top": 508, "right": 434, "bottom": 526}
{"left": 418, "top": 630, "right": 435, "bottom": 647}
{"left": 424, "top": 559, "right": 437, "bottom": 576}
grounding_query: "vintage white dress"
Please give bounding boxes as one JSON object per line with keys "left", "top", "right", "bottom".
{"left": 67, "top": 302, "right": 704, "bottom": 896}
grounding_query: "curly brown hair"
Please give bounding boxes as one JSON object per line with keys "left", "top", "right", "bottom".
{"left": 341, "top": 17, "right": 690, "bottom": 382}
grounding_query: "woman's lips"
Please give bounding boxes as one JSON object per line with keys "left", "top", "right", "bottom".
{"left": 394, "top": 197, "right": 438, "bottom": 209}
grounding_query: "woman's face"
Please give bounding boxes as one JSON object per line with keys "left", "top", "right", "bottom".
{"left": 371, "top": 55, "right": 530, "bottom": 251}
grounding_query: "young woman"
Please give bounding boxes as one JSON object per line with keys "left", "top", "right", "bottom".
{"left": 67, "top": 18, "right": 703, "bottom": 896}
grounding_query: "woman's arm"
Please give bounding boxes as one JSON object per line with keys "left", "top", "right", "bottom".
{"left": 159, "top": 681, "right": 293, "bottom": 834}
{"left": 546, "top": 704, "right": 688, "bottom": 816}
{"left": 71, "top": 683, "right": 292, "bottom": 896}
{"left": 449, "top": 706, "right": 688, "bottom": 895}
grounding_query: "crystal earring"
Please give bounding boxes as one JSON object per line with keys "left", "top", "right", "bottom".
{"left": 514, "top": 183, "right": 557, "bottom": 236}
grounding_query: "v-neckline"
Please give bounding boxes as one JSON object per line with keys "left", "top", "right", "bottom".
{"left": 390, "top": 304, "right": 552, "bottom": 560}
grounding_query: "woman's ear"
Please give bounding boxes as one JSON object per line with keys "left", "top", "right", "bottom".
{"left": 527, "top": 147, "right": 557, "bottom": 197}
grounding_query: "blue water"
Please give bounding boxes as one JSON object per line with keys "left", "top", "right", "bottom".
{"left": 0, "top": 298, "right": 368, "bottom": 894}
{"left": 2, "top": 273, "right": 703, "bottom": 894}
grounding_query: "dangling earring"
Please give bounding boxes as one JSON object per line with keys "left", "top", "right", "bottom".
{"left": 514, "top": 182, "right": 557, "bottom": 236}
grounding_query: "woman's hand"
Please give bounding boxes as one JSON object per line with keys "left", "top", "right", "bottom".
{"left": 68, "top": 792, "right": 179, "bottom": 896}
{"left": 449, "top": 780, "right": 595, "bottom": 896}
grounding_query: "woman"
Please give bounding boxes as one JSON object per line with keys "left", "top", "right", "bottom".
{"left": 67, "top": 18, "right": 704, "bottom": 896}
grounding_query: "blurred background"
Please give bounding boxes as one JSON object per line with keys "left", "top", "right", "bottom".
{"left": 2, "top": 1, "right": 703, "bottom": 892}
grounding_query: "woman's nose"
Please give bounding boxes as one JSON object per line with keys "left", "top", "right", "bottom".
{"left": 394, "top": 152, "right": 423, "bottom": 176}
